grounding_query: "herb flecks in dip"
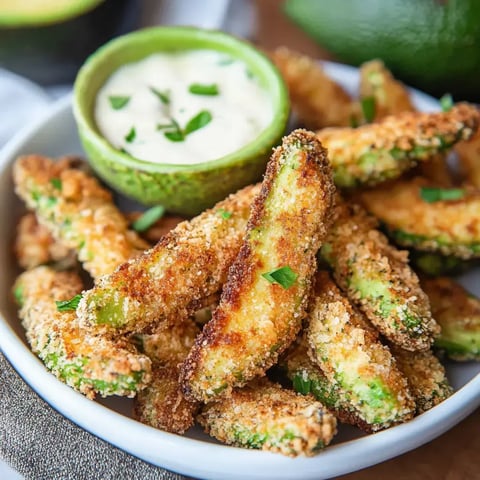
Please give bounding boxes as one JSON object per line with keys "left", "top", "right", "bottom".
{"left": 95, "top": 50, "right": 273, "bottom": 165}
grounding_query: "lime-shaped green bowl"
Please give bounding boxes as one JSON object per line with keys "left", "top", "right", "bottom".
{"left": 73, "top": 26, "right": 289, "bottom": 215}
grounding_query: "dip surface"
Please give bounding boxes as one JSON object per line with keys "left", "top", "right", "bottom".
{"left": 94, "top": 50, "right": 273, "bottom": 165}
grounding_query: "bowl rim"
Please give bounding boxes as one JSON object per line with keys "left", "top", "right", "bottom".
{"left": 73, "top": 25, "right": 289, "bottom": 174}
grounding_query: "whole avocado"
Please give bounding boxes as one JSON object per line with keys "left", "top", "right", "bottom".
{"left": 284, "top": 0, "right": 480, "bottom": 101}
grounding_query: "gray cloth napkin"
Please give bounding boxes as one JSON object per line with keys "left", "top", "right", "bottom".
{"left": 0, "top": 352, "right": 191, "bottom": 480}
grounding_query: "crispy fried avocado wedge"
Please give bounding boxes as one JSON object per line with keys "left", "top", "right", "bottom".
{"left": 282, "top": 335, "right": 376, "bottom": 432}
{"left": 358, "top": 59, "right": 415, "bottom": 123}
{"left": 456, "top": 131, "right": 480, "bottom": 188}
{"left": 15, "top": 213, "right": 75, "bottom": 270}
{"left": 13, "top": 266, "right": 151, "bottom": 399}
{"left": 359, "top": 177, "right": 480, "bottom": 259}
{"left": 389, "top": 345, "right": 452, "bottom": 414}
{"left": 321, "top": 199, "right": 439, "bottom": 351}
{"left": 77, "top": 183, "right": 260, "bottom": 336}
{"left": 316, "top": 103, "right": 479, "bottom": 188}
{"left": 306, "top": 271, "right": 415, "bottom": 429}
{"left": 180, "top": 130, "right": 335, "bottom": 402}
{"left": 197, "top": 378, "right": 337, "bottom": 457}
{"left": 271, "top": 47, "right": 354, "bottom": 129}
{"left": 132, "top": 320, "right": 201, "bottom": 433}
{"left": 13, "top": 155, "right": 148, "bottom": 279}
{"left": 421, "top": 277, "right": 480, "bottom": 361}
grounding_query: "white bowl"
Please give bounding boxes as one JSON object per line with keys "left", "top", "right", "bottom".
{"left": 0, "top": 63, "right": 479, "bottom": 480}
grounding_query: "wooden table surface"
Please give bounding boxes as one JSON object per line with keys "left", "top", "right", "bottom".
{"left": 255, "top": 1, "right": 479, "bottom": 479}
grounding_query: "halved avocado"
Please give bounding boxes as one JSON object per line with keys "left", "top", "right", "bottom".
{"left": 0, "top": 0, "right": 139, "bottom": 84}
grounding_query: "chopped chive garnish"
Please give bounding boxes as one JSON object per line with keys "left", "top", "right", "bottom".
{"left": 420, "top": 187, "right": 465, "bottom": 203}
{"left": 440, "top": 93, "right": 453, "bottom": 112}
{"left": 50, "top": 178, "right": 62, "bottom": 190}
{"left": 156, "top": 123, "right": 176, "bottom": 131}
{"left": 217, "top": 208, "right": 232, "bottom": 219}
{"left": 132, "top": 205, "right": 165, "bottom": 232}
{"left": 13, "top": 285, "right": 23, "bottom": 306}
{"left": 125, "top": 127, "right": 136, "bottom": 143}
{"left": 361, "top": 96, "right": 376, "bottom": 123}
{"left": 164, "top": 130, "right": 185, "bottom": 142}
{"left": 56, "top": 294, "right": 82, "bottom": 312}
{"left": 261, "top": 266, "right": 298, "bottom": 289}
{"left": 184, "top": 110, "right": 212, "bottom": 135}
{"left": 108, "top": 95, "right": 130, "bottom": 110}
{"left": 150, "top": 86, "right": 170, "bottom": 105}
{"left": 188, "top": 83, "right": 219, "bottom": 96}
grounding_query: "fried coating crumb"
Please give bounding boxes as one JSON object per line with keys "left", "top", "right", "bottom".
{"left": 359, "top": 59, "right": 415, "bottom": 122}
{"left": 389, "top": 345, "right": 452, "bottom": 414}
{"left": 15, "top": 213, "right": 75, "bottom": 269}
{"left": 126, "top": 212, "right": 185, "bottom": 244}
{"left": 197, "top": 378, "right": 337, "bottom": 457}
{"left": 317, "top": 103, "right": 480, "bottom": 187}
{"left": 181, "top": 130, "right": 335, "bottom": 402}
{"left": 456, "top": 130, "right": 480, "bottom": 188}
{"left": 307, "top": 271, "right": 415, "bottom": 429}
{"left": 133, "top": 364, "right": 198, "bottom": 434}
{"left": 321, "top": 198, "right": 439, "bottom": 351}
{"left": 421, "top": 277, "right": 480, "bottom": 361}
{"left": 359, "top": 176, "right": 480, "bottom": 259}
{"left": 272, "top": 47, "right": 354, "bottom": 129}
{"left": 13, "top": 155, "right": 148, "bottom": 280}
{"left": 78, "top": 183, "right": 260, "bottom": 335}
{"left": 14, "top": 266, "right": 151, "bottom": 399}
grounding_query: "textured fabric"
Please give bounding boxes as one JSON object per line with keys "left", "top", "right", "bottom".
{"left": 0, "top": 352, "right": 190, "bottom": 480}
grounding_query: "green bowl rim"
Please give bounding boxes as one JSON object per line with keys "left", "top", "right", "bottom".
{"left": 73, "top": 25, "right": 289, "bottom": 174}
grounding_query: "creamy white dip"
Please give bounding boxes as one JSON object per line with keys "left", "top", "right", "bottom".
{"left": 95, "top": 50, "right": 273, "bottom": 165}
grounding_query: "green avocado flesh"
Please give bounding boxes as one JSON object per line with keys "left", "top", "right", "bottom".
{"left": 0, "top": 0, "right": 103, "bottom": 26}
{"left": 285, "top": 0, "right": 480, "bottom": 101}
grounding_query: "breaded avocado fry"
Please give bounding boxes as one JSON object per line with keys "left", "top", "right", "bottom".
{"left": 197, "top": 378, "right": 337, "bottom": 457}
{"left": 133, "top": 315, "right": 201, "bottom": 433}
{"left": 15, "top": 213, "right": 75, "bottom": 270}
{"left": 456, "top": 131, "right": 480, "bottom": 188}
{"left": 282, "top": 335, "right": 372, "bottom": 431}
{"left": 272, "top": 47, "right": 354, "bottom": 129}
{"left": 13, "top": 155, "right": 148, "bottom": 279}
{"left": 358, "top": 59, "right": 415, "bottom": 123}
{"left": 13, "top": 266, "right": 151, "bottom": 399}
{"left": 306, "top": 271, "right": 415, "bottom": 430}
{"left": 321, "top": 200, "right": 438, "bottom": 351}
{"left": 181, "top": 130, "right": 335, "bottom": 402}
{"left": 77, "top": 183, "right": 260, "bottom": 335}
{"left": 389, "top": 345, "right": 452, "bottom": 414}
{"left": 359, "top": 177, "right": 480, "bottom": 259}
{"left": 316, "top": 103, "right": 479, "bottom": 187}
{"left": 421, "top": 277, "right": 480, "bottom": 360}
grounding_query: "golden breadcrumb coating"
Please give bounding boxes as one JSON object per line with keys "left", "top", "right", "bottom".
{"left": 421, "top": 277, "right": 480, "bottom": 361}
{"left": 13, "top": 266, "right": 151, "bottom": 399}
{"left": 359, "top": 59, "right": 415, "bottom": 122}
{"left": 126, "top": 212, "right": 185, "bottom": 245}
{"left": 13, "top": 155, "right": 148, "bottom": 280}
{"left": 389, "top": 345, "right": 452, "bottom": 414}
{"left": 306, "top": 271, "right": 415, "bottom": 430}
{"left": 271, "top": 47, "right": 354, "bottom": 129}
{"left": 180, "top": 130, "right": 335, "bottom": 402}
{"left": 283, "top": 334, "right": 378, "bottom": 432}
{"left": 15, "top": 213, "right": 75, "bottom": 270}
{"left": 316, "top": 103, "right": 480, "bottom": 187}
{"left": 359, "top": 176, "right": 480, "bottom": 259}
{"left": 133, "top": 364, "right": 198, "bottom": 434}
{"left": 197, "top": 378, "right": 337, "bottom": 457}
{"left": 321, "top": 199, "right": 438, "bottom": 351}
{"left": 456, "top": 130, "right": 480, "bottom": 188}
{"left": 78, "top": 183, "right": 260, "bottom": 335}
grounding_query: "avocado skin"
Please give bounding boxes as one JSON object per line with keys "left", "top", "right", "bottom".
{"left": 79, "top": 127, "right": 278, "bottom": 216}
{"left": 0, "top": 0, "right": 139, "bottom": 85}
{"left": 285, "top": 0, "right": 480, "bottom": 101}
